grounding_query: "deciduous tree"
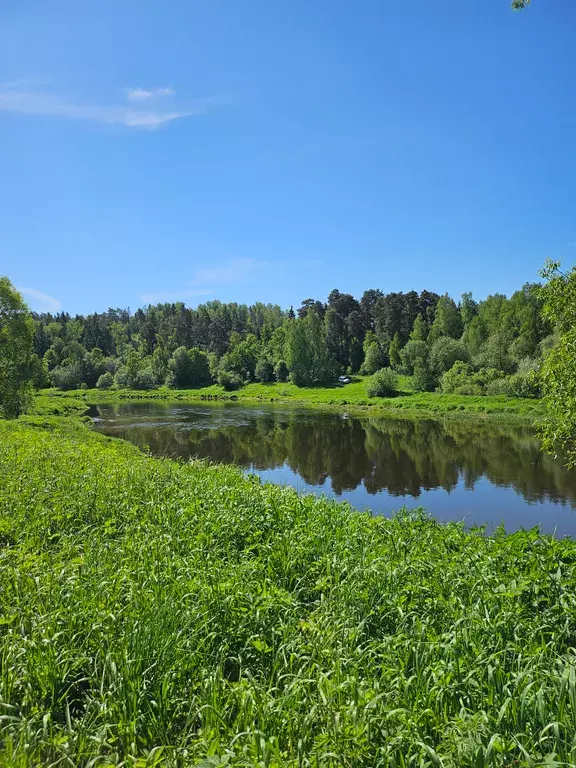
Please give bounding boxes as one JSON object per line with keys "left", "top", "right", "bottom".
{"left": 0, "top": 278, "right": 35, "bottom": 418}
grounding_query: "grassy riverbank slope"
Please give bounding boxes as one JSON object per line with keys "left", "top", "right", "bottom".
{"left": 1, "top": 416, "right": 575, "bottom": 766}
{"left": 36, "top": 376, "right": 544, "bottom": 421}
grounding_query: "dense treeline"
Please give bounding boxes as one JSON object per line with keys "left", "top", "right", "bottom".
{"left": 30, "top": 282, "right": 552, "bottom": 396}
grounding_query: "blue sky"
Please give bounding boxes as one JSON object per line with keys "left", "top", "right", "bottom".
{"left": 1, "top": 0, "right": 575, "bottom": 315}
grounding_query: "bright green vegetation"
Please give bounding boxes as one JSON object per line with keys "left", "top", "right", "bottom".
{"left": 539, "top": 261, "right": 576, "bottom": 467}
{"left": 1, "top": 417, "right": 576, "bottom": 766}
{"left": 27, "top": 281, "right": 550, "bottom": 405}
{"left": 0, "top": 277, "right": 36, "bottom": 418}
{"left": 36, "top": 377, "right": 545, "bottom": 421}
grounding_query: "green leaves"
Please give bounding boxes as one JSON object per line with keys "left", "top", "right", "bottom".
{"left": 0, "top": 276, "right": 35, "bottom": 418}
{"left": 2, "top": 419, "right": 576, "bottom": 765}
{"left": 538, "top": 262, "right": 576, "bottom": 467}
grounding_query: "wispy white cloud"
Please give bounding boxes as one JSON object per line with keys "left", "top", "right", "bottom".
{"left": 19, "top": 287, "right": 62, "bottom": 313}
{"left": 0, "top": 84, "right": 213, "bottom": 129}
{"left": 567, "top": 240, "right": 576, "bottom": 248}
{"left": 140, "top": 288, "right": 211, "bottom": 305}
{"left": 140, "top": 259, "right": 271, "bottom": 306}
{"left": 192, "top": 258, "right": 268, "bottom": 286}
{"left": 126, "top": 86, "right": 175, "bottom": 103}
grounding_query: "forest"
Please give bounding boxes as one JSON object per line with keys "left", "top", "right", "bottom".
{"left": 30, "top": 282, "right": 551, "bottom": 399}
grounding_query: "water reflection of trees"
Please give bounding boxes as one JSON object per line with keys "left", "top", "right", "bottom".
{"left": 99, "top": 406, "right": 576, "bottom": 506}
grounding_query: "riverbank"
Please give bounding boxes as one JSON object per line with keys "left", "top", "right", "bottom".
{"left": 35, "top": 377, "right": 545, "bottom": 422}
{"left": 1, "top": 414, "right": 576, "bottom": 765}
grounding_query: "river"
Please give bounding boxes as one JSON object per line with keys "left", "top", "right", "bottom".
{"left": 90, "top": 401, "right": 576, "bottom": 536}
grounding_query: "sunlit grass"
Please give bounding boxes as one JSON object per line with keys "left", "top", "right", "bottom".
{"left": 1, "top": 418, "right": 575, "bottom": 765}
{"left": 36, "top": 373, "right": 544, "bottom": 422}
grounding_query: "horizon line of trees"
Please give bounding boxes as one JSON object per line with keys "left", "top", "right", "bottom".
{"left": 25, "top": 282, "right": 552, "bottom": 398}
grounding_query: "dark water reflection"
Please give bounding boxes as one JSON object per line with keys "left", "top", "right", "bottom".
{"left": 91, "top": 401, "right": 576, "bottom": 536}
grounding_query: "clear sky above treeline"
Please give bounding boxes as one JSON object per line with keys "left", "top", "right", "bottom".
{"left": 1, "top": 0, "right": 575, "bottom": 316}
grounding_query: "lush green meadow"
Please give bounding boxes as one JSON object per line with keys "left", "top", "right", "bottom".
{"left": 1, "top": 417, "right": 576, "bottom": 766}
{"left": 36, "top": 376, "right": 544, "bottom": 421}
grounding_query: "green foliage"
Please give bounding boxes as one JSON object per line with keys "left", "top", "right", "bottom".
{"left": 373, "top": 290, "right": 438, "bottom": 347}
{"left": 440, "top": 359, "right": 542, "bottom": 400}
{"left": 324, "top": 306, "right": 347, "bottom": 371}
{"left": 460, "top": 291, "right": 478, "bottom": 327}
{"left": 429, "top": 337, "right": 468, "bottom": 378}
{"left": 167, "top": 346, "right": 211, "bottom": 388}
{"left": 462, "top": 314, "right": 488, "bottom": 355}
{"left": 412, "top": 359, "right": 436, "bottom": 392}
{"left": 286, "top": 310, "right": 336, "bottom": 386}
{"left": 30, "top": 354, "right": 50, "bottom": 389}
{"left": 486, "top": 372, "right": 540, "bottom": 399}
{"left": 124, "top": 348, "right": 145, "bottom": 387}
{"left": 268, "top": 324, "right": 287, "bottom": 362}
{"left": 208, "top": 351, "right": 220, "bottom": 381}
{"left": 274, "top": 359, "right": 289, "bottom": 383}
{"left": 388, "top": 331, "right": 402, "bottom": 370}
{"left": 114, "top": 365, "right": 130, "bottom": 389}
{"left": 217, "top": 368, "right": 243, "bottom": 391}
{"left": 96, "top": 371, "right": 114, "bottom": 390}
{"left": 255, "top": 355, "right": 274, "bottom": 383}
{"left": 151, "top": 342, "right": 170, "bottom": 382}
{"left": 285, "top": 318, "right": 310, "bottom": 386}
{"left": 51, "top": 363, "right": 85, "bottom": 391}
{"left": 84, "top": 347, "right": 108, "bottom": 388}
{"left": 429, "top": 294, "right": 463, "bottom": 342}
{"left": 473, "top": 330, "right": 515, "bottom": 374}
{"left": 44, "top": 377, "right": 544, "bottom": 420}
{"left": 400, "top": 339, "right": 429, "bottom": 375}
{"left": 537, "top": 262, "right": 576, "bottom": 465}
{"left": 441, "top": 362, "right": 483, "bottom": 396}
{"left": 110, "top": 321, "right": 129, "bottom": 359}
{"left": 132, "top": 366, "right": 157, "bottom": 390}
{"left": 440, "top": 363, "right": 501, "bottom": 396}
{"left": 222, "top": 333, "right": 261, "bottom": 382}
{"left": 0, "top": 277, "right": 35, "bottom": 418}
{"left": 24, "top": 274, "right": 550, "bottom": 401}
{"left": 360, "top": 340, "right": 385, "bottom": 375}
{"left": 113, "top": 350, "right": 157, "bottom": 390}
{"left": 186, "top": 347, "right": 211, "bottom": 386}
{"left": 348, "top": 337, "right": 364, "bottom": 373}
{"left": 410, "top": 313, "right": 428, "bottom": 341}
{"left": 0, "top": 418, "right": 574, "bottom": 766}
{"left": 366, "top": 367, "right": 398, "bottom": 398}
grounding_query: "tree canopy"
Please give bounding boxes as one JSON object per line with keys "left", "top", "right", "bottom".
{"left": 0, "top": 277, "right": 35, "bottom": 418}
{"left": 539, "top": 261, "right": 576, "bottom": 467}
{"left": 4, "top": 270, "right": 553, "bottom": 399}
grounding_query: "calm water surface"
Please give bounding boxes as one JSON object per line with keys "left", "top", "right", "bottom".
{"left": 91, "top": 401, "right": 576, "bottom": 536}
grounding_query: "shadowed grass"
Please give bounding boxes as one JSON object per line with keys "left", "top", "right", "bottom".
{"left": 1, "top": 418, "right": 575, "bottom": 766}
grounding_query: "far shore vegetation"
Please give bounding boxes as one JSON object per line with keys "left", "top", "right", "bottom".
{"left": 28, "top": 284, "right": 547, "bottom": 405}
{"left": 4, "top": 273, "right": 562, "bottom": 428}
{"left": 37, "top": 380, "right": 545, "bottom": 422}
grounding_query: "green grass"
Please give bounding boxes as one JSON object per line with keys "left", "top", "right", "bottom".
{"left": 36, "top": 375, "right": 545, "bottom": 422}
{"left": 1, "top": 417, "right": 576, "bottom": 766}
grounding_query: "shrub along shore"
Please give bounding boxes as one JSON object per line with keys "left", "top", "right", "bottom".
{"left": 1, "top": 415, "right": 576, "bottom": 766}
{"left": 36, "top": 378, "right": 545, "bottom": 422}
